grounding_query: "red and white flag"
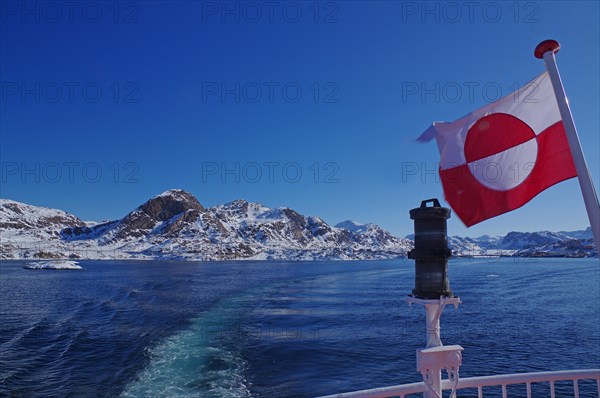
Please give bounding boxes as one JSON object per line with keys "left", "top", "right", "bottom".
{"left": 418, "top": 72, "right": 576, "bottom": 227}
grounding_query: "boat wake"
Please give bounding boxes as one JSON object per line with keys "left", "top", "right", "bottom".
{"left": 120, "top": 296, "right": 253, "bottom": 398}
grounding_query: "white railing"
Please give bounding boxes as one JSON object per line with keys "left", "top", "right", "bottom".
{"left": 317, "top": 369, "right": 600, "bottom": 398}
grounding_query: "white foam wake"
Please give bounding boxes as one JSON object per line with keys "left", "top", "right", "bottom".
{"left": 120, "top": 297, "right": 252, "bottom": 398}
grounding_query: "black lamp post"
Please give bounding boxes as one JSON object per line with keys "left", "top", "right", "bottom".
{"left": 408, "top": 199, "right": 453, "bottom": 299}
{"left": 406, "top": 199, "right": 463, "bottom": 398}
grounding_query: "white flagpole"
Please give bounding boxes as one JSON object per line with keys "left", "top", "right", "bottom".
{"left": 535, "top": 39, "right": 600, "bottom": 249}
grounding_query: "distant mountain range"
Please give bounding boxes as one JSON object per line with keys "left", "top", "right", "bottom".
{"left": 446, "top": 229, "right": 595, "bottom": 258}
{"left": 0, "top": 189, "right": 596, "bottom": 261}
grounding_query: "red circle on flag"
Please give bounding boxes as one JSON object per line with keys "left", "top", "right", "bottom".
{"left": 464, "top": 113, "right": 536, "bottom": 163}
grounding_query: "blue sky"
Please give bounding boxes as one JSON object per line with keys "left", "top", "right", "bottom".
{"left": 1, "top": 1, "right": 598, "bottom": 238}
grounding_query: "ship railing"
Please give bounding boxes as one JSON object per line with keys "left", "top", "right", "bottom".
{"left": 317, "top": 369, "right": 600, "bottom": 398}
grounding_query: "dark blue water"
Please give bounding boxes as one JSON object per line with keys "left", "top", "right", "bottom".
{"left": 1, "top": 258, "right": 598, "bottom": 397}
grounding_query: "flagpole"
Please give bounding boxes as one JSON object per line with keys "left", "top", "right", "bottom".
{"left": 535, "top": 39, "right": 600, "bottom": 249}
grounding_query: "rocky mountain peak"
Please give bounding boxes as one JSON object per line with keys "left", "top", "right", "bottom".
{"left": 136, "top": 189, "right": 204, "bottom": 222}
{"left": 0, "top": 199, "right": 84, "bottom": 230}
{"left": 222, "top": 199, "right": 250, "bottom": 213}
{"left": 60, "top": 190, "right": 206, "bottom": 242}
{"left": 500, "top": 230, "right": 566, "bottom": 249}
{"left": 101, "top": 189, "right": 205, "bottom": 240}
{"left": 335, "top": 220, "right": 372, "bottom": 234}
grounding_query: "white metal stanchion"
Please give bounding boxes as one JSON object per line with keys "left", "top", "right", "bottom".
{"left": 408, "top": 296, "right": 463, "bottom": 398}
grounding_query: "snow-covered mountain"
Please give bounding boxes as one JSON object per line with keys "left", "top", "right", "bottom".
{"left": 505, "top": 228, "right": 595, "bottom": 258}
{"left": 404, "top": 228, "right": 595, "bottom": 258}
{"left": 442, "top": 228, "right": 596, "bottom": 258}
{"left": 334, "top": 220, "right": 406, "bottom": 250}
{"left": 0, "top": 199, "right": 87, "bottom": 259}
{"left": 0, "top": 190, "right": 412, "bottom": 261}
{"left": 335, "top": 220, "right": 370, "bottom": 234}
{"left": 0, "top": 190, "right": 596, "bottom": 261}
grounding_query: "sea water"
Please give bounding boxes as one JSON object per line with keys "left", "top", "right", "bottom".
{"left": 1, "top": 258, "right": 598, "bottom": 397}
